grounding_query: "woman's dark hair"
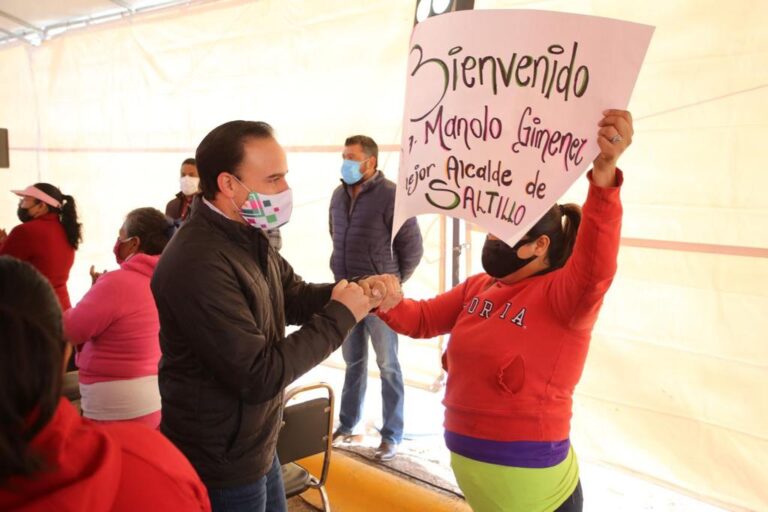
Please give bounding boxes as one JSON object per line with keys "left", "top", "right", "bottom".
{"left": 195, "top": 120, "right": 274, "bottom": 200}
{"left": 0, "top": 256, "right": 64, "bottom": 485}
{"left": 124, "top": 207, "right": 175, "bottom": 256}
{"left": 526, "top": 202, "right": 582, "bottom": 271}
{"left": 33, "top": 183, "right": 83, "bottom": 250}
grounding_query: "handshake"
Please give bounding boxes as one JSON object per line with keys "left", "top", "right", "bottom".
{"left": 330, "top": 274, "right": 403, "bottom": 322}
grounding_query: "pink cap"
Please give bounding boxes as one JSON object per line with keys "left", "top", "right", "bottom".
{"left": 11, "top": 185, "right": 62, "bottom": 208}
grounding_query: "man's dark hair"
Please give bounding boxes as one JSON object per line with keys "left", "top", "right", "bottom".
{"left": 181, "top": 158, "right": 196, "bottom": 166}
{"left": 344, "top": 135, "right": 378, "bottom": 163}
{"left": 124, "top": 207, "right": 174, "bottom": 256}
{"left": 195, "top": 121, "right": 274, "bottom": 200}
{"left": 0, "top": 256, "right": 64, "bottom": 484}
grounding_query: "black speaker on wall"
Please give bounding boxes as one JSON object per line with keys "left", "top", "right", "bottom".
{"left": 0, "top": 129, "right": 8, "bottom": 168}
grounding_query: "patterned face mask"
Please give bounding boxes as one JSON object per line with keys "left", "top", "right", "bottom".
{"left": 232, "top": 176, "right": 293, "bottom": 230}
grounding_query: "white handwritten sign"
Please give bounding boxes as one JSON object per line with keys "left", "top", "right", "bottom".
{"left": 394, "top": 10, "right": 654, "bottom": 245}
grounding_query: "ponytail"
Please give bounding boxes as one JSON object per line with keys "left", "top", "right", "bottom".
{"left": 31, "top": 183, "right": 82, "bottom": 250}
{"left": 555, "top": 204, "right": 581, "bottom": 269}
{"left": 59, "top": 195, "right": 82, "bottom": 250}
{"left": 526, "top": 202, "right": 582, "bottom": 271}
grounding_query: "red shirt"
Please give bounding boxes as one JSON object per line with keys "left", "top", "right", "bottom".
{"left": 380, "top": 171, "right": 623, "bottom": 443}
{"left": 0, "top": 213, "right": 75, "bottom": 309}
{"left": 0, "top": 399, "right": 210, "bottom": 512}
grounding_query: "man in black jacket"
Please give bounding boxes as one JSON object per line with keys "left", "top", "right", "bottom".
{"left": 151, "top": 121, "right": 373, "bottom": 512}
{"left": 329, "top": 135, "right": 424, "bottom": 461}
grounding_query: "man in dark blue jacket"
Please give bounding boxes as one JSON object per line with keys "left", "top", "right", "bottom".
{"left": 329, "top": 135, "right": 423, "bottom": 461}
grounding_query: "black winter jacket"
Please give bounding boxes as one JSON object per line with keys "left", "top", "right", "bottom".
{"left": 151, "top": 201, "right": 356, "bottom": 489}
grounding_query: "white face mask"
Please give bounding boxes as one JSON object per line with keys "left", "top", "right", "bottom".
{"left": 180, "top": 176, "right": 200, "bottom": 196}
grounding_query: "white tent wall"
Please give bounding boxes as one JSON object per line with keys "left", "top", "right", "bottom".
{"left": 0, "top": 0, "right": 765, "bottom": 510}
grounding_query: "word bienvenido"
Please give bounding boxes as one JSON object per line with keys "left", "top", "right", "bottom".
{"left": 410, "top": 41, "right": 590, "bottom": 122}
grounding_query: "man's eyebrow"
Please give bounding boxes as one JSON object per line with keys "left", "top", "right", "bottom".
{"left": 266, "top": 170, "right": 288, "bottom": 179}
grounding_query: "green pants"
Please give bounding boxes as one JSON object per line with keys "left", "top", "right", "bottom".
{"left": 450, "top": 446, "right": 580, "bottom": 512}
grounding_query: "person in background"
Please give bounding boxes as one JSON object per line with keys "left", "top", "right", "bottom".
{"left": 152, "top": 120, "right": 378, "bottom": 512}
{"left": 0, "top": 183, "right": 82, "bottom": 310}
{"left": 0, "top": 256, "right": 211, "bottom": 512}
{"left": 371, "top": 110, "right": 634, "bottom": 512}
{"left": 166, "top": 158, "right": 200, "bottom": 224}
{"left": 64, "top": 207, "right": 174, "bottom": 429}
{"left": 329, "top": 135, "right": 423, "bottom": 461}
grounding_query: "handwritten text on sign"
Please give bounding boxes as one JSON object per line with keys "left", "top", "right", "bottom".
{"left": 393, "top": 10, "right": 654, "bottom": 245}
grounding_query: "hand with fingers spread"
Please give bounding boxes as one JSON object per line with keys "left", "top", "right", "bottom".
{"left": 593, "top": 109, "right": 634, "bottom": 187}
{"left": 331, "top": 279, "right": 372, "bottom": 322}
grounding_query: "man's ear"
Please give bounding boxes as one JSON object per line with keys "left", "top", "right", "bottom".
{"left": 217, "top": 172, "right": 237, "bottom": 199}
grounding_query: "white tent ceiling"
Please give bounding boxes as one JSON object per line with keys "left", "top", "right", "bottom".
{"left": 0, "top": 0, "right": 216, "bottom": 46}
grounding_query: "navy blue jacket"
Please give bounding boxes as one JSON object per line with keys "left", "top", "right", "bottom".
{"left": 329, "top": 171, "right": 423, "bottom": 282}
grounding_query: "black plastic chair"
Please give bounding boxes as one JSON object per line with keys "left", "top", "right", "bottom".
{"left": 277, "top": 383, "right": 335, "bottom": 512}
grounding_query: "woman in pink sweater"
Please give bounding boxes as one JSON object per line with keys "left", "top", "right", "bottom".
{"left": 64, "top": 207, "right": 174, "bottom": 429}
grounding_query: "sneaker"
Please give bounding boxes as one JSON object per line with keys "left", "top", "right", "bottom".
{"left": 374, "top": 441, "right": 397, "bottom": 462}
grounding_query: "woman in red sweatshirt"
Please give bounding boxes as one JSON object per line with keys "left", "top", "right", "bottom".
{"left": 376, "top": 110, "right": 633, "bottom": 512}
{"left": 0, "top": 256, "right": 210, "bottom": 512}
{"left": 0, "top": 183, "right": 82, "bottom": 310}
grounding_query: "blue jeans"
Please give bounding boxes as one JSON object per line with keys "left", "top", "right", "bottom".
{"left": 338, "top": 315, "right": 404, "bottom": 444}
{"left": 207, "top": 455, "right": 287, "bottom": 512}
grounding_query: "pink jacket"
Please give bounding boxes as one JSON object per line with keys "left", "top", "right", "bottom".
{"left": 64, "top": 254, "right": 161, "bottom": 385}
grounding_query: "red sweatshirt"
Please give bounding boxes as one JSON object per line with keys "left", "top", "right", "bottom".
{"left": 0, "top": 213, "right": 75, "bottom": 309}
{"left": 380, "top": 171, "right": 623, "bottom": 443}
{"left": 0, "top": 399, "right": 210, "bottom": 512}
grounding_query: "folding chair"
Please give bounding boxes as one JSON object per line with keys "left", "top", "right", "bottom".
{"left": 277, "top": 382, "right": 335, "bottom": 512}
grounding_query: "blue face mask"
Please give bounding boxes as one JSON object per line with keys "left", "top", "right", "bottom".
{"left": 341, "top": 159, "right": 367, "bottom": 185}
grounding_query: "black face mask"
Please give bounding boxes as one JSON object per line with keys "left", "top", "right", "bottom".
{"left": 481, "top": 237, "right": 537, "bottom": 279}
{"left": 17, "top": 206, "right": 33, "bottom": 223}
